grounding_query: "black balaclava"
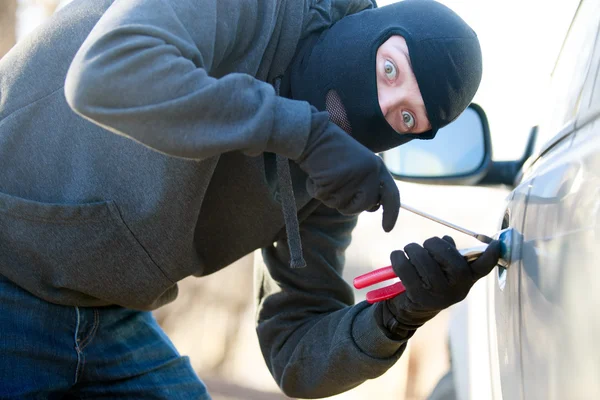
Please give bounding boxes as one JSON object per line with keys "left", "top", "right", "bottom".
{"left": 287, "top": 0, "right": 483, "bottom": 153}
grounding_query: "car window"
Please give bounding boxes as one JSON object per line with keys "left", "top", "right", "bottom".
{"left": 535, "top": 0, "right": 600, "bottom": 150}
{"left": 583, "top": 28, "right": 600, "bottom": 112}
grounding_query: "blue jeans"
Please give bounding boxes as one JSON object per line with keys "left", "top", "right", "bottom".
{"left": 0, "top": 275, "right": 210, "bottom": 399}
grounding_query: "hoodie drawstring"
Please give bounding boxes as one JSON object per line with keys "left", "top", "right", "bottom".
{"left": 276, "top": 155, "right": 306, "bottom": 268}
{"left": 273, "top": 77, "right": 306, "bottom": 268}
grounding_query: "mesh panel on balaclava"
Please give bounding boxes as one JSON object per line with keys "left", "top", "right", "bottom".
{"left": 287, "top": 0, "right": 482, "bottom": 153}
{"left": 325, "top": 90, "right": 353, "bottom": 134}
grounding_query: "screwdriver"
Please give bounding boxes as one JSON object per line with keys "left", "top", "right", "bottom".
{"left": 354, "top": 204, "right": 514, "bottom": 303}
{"left": 400, "top": 203, "right": 514, "bottom": 268}
{"left": 401, "top": 203, "right": 495, "bottom": 244}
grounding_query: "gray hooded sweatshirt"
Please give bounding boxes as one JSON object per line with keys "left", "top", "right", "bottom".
{"left": 0, "top": 0, "right": 409, "bottom": 397}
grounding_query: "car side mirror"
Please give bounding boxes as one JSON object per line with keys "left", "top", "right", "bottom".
{"left": 382, "top": 103, "right": 493, "bottom": 185}
{"left": 476, "top": 126, "right": 537, "bottom": 187}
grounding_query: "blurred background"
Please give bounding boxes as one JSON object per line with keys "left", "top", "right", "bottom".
{"left": 0, "top": 0, "right": 579, "bottom": 399}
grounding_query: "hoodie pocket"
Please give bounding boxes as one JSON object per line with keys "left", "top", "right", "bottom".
{"left": 0, "top": 191, "right": 174, "bottom": 310}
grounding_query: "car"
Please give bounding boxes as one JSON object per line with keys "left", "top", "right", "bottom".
{"left": 382, "top": 0, "right": 600, "bottom": 398}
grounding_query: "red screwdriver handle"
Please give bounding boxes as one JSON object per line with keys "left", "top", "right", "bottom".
{"left": 353, "top": 266, "right": 406, "bottom": 303}
{"left": 353, "top": 266, "right": 396, "bottom": 289}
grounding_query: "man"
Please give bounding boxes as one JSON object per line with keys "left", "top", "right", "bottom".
{"left": 0, "top": 0, "right": 500, "bottom": 398}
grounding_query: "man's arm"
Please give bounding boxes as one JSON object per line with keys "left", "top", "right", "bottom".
{"left": 64, "top": 0, "right": 401, "bottom": 231}
{"left": 255, "top": 204, "right": 408, "bottom": 398}
{"left": 64, "top": 0, "right": 311, "bottom": 161}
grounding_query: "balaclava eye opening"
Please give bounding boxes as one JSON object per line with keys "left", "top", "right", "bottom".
{"left": 286, "top": 0, "right": 483, "bottom": 153}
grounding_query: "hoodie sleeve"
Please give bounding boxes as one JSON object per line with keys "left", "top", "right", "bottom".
{"left": 302, "top": 0, "right": 376, "bottom": 39}
{"left": 255, "top": 204, "right": 409, "bottom": 399}
{"left": 64, "top": 0, "right": 311, "bottom": 161}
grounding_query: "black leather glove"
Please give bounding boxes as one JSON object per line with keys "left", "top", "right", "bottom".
{"left": 376, "top": 236, "right": 501, "bottom": 338}
{"left": 295, "top": 110, "right": 400, "bottom": 232}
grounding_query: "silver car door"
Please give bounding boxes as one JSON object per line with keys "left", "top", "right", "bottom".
{"left": 519, "top": 3, "right": 600, "bottom": 398}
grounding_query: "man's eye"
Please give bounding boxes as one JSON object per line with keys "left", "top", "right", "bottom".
{"left": 384, "top": 60, "right": 397, "bottom": 80}
{"left": 402, "top": 111, "right": 415, "bottom": 129}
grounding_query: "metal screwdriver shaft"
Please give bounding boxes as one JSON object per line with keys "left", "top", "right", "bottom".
{"left": 401, "top": 203, "right": 495, "bottom": 244}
